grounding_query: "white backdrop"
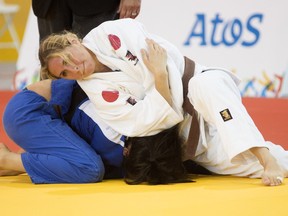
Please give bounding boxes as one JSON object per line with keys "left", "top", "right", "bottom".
{"left": 15, "top": 0, "right": 288, "bottom": 97}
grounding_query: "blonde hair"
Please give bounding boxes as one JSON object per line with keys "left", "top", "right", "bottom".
{"left": 38, "top": 31, "right": 82, "bottom": 79}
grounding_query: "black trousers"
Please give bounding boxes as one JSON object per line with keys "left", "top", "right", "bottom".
{"left": 37, "top": 0, "right": 119, "bottom": 41}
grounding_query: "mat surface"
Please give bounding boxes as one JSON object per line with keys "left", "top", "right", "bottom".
{"left": 1, "top": 174, "right": 287, "bottom": 216}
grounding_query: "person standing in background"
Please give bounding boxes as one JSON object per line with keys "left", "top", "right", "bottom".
{"left": 32, "top": 0, "right": 142, "bottom": 40}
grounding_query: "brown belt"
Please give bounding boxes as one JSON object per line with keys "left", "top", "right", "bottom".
{"left": 182, "top": 56, "right": 200, "bottom": 158}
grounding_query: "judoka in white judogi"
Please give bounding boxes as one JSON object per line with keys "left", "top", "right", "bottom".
{"left": 76, "top": 19, "right": 288, "bottom": 178}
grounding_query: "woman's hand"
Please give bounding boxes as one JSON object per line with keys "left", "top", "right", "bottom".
{"left": 250, "top": 147, "right": 285, "bottom": 186}
{"left": 118, "top": 0, "right": 141, "bottom": 18}
{"left": 141, "top": 38, "right": 168, "bottom": 78}
{"left": 141, "top": 39, "right": 172, "bottom": 105}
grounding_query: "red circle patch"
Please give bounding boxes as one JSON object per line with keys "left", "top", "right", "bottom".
{"left": 102, "top": 90, "right": 119, "bottom": 102}
{"left": 108, "top": 34, "right": 121, "bottom": 50}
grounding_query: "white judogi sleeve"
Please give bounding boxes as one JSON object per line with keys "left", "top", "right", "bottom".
{"left": 78, "top": 72, "right": 183, "bottom": 137}
{"left": 78, "top": 19, "right": 185, "bottom": 136}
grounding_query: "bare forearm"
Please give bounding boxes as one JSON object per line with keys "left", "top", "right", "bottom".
{"left": 250, "top": 147, "right": 276, "bottom": 167}
{"left": 154, "top": 71, "right": 172, "bottom": 106}
{"left": 141, "top": 39, "right": 172, "bottom": 105}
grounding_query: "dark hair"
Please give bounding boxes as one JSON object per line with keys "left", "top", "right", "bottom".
{"left": 123, "top": 124, "right": 192, "bottom": 185}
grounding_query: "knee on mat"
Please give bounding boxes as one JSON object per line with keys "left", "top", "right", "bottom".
{"left": 75, "top": 162, "right": 105, "bottom": 183}
{"left": 53, "top": 160, "right": 105, "bottom": 183}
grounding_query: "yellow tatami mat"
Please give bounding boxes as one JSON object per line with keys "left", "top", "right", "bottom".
{"left": 1, "top": 174, "right": 287, "bottom": 216}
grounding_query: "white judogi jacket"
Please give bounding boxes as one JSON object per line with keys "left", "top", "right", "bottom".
{"left": 77, "top": 19, "right": 288, "bottom": 178}
{"left": 78, "top": 18, "right": 185, "bottom": 136}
